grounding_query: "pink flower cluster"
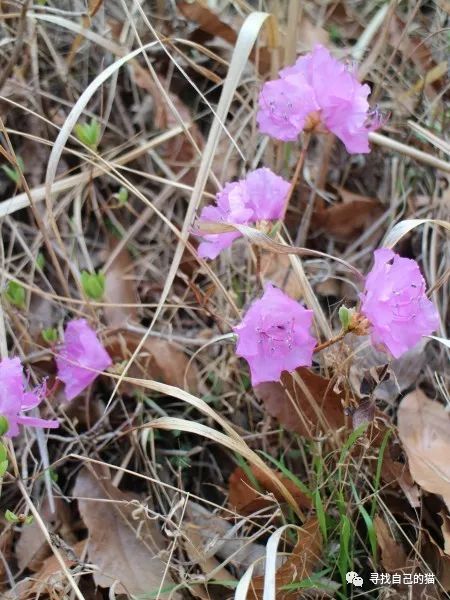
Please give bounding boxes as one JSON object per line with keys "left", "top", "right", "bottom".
{"left": 360, "top": 248, "right": 439, "bottom": 358}
{"left": 56, "top": 319, "right": 112, "bottom": 401}
{"left": 233, "top": 283, "right": 316, "bottom": 385}
{"left": 232, "top": 251, "right": 439, "bottom": 385}
{"left": 0, "top": 320, "right": 112, "bottom": 438}
{"left": 257, "top": 45, "right": 381, "bottom": 153}
{"left": 0, "top": 357, "right": 58, "bottom": 437}
{"left": 197, "top": 167, "right": 290, "bottom": 259}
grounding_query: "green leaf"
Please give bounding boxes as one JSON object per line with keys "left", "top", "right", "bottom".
{"left": 0, "top": 460, "right": 8, "bottom": 477}
{"left": 42, "top": 328, "right": 58, "bottom": 344}
{"left": 339, "top": 423, "right": 369, "bottom": 465}
{"left": 0, "top": 416, "right": 9, "bottom": 436}
{"left": 74, "top": 118, "right": 101, "bottom": 149}
{"left": 351, "top": 481, "right": 377, "bottom": 561}
{"left": 259, "top": 451, "right": 312, "bottom": 498}
{"left": 0, "top": 443, "right": 6, "bottom": 461}
{"left": 5, "top": 509, "right": 18, "bottom": 523}
{"left": 1, "top": 156, "right": 24, "bottom": 185}
{"left": 114, "top": 186, "right": 129, "bottom": 205}
{"left": 338, "top": 306, "right": 351, "bottom": 331}
{"left": 24, "top": 515, "right": 34, "bottom": 525}
{"left": 338, "top": 514, "right": 351, "bottom": 586}
{"left": 36, "top": 252, "right": 45, "bottom": 270}
{"left": 371, "top": 428, "right": 393, "bottom": 518}
{"left": 5, "top": 280, "right": 26, "bottom": 309}
{"left": 81, "top": 270, "right": 105, "bottom": 300}
{"left": 314, "top": 489, "right": 327, "bottom": 544}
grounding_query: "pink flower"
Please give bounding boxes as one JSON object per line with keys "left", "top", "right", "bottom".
{"left": 0, "top": 357, "right": 59, "bottom": 437}
{"left": 257, "top": 45, "right": 382, "bottom": 153}
{"left": 233, "top": 283, "right": 316, "bottom": 385}
{"left": 197, "top": 168, "right": 290, "bottom": 259}
{"left": 56, "top": 319, "right": 112, "bottom": 401}
{"left": 360, "top": 249, "right": 439, "bottom": 358}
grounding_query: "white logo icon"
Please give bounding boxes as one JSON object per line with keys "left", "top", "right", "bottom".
{"left": 346, "top": 571, "right": 364, "bottom": 587}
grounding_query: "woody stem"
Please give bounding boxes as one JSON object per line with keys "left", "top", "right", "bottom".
{"left": 314, "top": 330, "right": 347, "bottom": 353}
{"left": 281, "top": 131, "right": 311, "bottom": 220}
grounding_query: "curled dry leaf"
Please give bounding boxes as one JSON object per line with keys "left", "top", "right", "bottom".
{"left": 249, "top": 518, "right": 322, "bottom": 600}
{"left": 254, "top": 367, "right": 346, "bottom": 439}
{"left": 349, "top": 337, "right": 428, "bottom": 403}
{"left": 374, "top": 516, "right": 407, "bottom": 572}
{"left": 107, "top": 329, "right": 199, "bottom": 393}
{"left": 398, "top": 389, "right": 450, "bottom": 511}
{"left": 73, "top": 468, "right": 179, "bottom": 599}
{"left": 228, "top": 465, "right": 311, "bottom": 515}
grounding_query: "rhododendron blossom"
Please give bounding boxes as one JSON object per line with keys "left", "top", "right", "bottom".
{"left": 233, "top": 283, "right": 316, "bottom": 385}
{"left": 0, "top": 357, "right": 58, "bottom": 437}
{"left": 257, "top": 45, "right": 381, "bottom": 153}
{"left": 196, "top": 168, "right": 290, "bottom": 259}
{"left": 360, "top": 248, "right": 439, "bottom": 358}
{"left": 56, "top": 319, "right": 112, "bottom": 401}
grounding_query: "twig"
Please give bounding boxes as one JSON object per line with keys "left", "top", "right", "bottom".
{"left": 314, "top": 330, "right": 347, "bottom": 353}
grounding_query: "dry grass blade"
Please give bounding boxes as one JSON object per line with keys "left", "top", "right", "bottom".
{"left": 143, "top": 416, "right": 302, "bottom": 516}
{"left": 198, "top": 223, "right": 364, "bottom": 278}
{"left": 383, "top": 218, "right": 450, "bottom": 248}
{"left": 369, "top": 132, "right": 450, "bottom": 173}
{"left": 236, "top": 520, "right": 322, "bottom": 600}
{"left": 0, "top": 125, "right": 187, "bottom": 217}
{"left": 28, "top": 12, "right": 124, "bottom": 56}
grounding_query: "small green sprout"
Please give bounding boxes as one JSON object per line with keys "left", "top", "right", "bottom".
{"left": 42, "top": 327, "right": 58, "bottom": 344}
{"left": 0, "top": 442, "right": 8, "bottom": 477}
{"left": 36, "top": 252, "right": 45, "bottom": 270}
{"left": 81, "top": 270, "right": 105, "bottom": 300}
{"left": 5, "top": 280, "right": 26, "bottom": 309}
{"left": 338, "top": 306, "right": 352, "bottom": 331}
{"left": 1, "top": 156, "right": 24, "bottom": 185}
{"left": 74, "top": 118, "right": 101, "bottom": 149}
{"left": 114, "top": 186, "right": 129, "bottom": 206}
{"left": 5, "top": 510, "right": 33, "bottom": 525}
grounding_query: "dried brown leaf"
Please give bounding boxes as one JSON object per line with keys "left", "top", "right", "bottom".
{"left": 73, "top": 468, "right": 179, "bottom": 598}
{"left": 254, "top": 368, "right": 346, "bottom": 438}
{"left": 11, "top": 540, "right": 87, "bottom": 599}
{"left": 398, "top": 389, "right": 450, "bottom": 511}
{"left": 178, "top": 1, "right": 271, "bottom": 72}
{"left": 228, "top": 465, "right": 311, "bottom": 515}
{"left": 374, "top": 516, "right": 407, "bottom": 572}
{"left": 15, "top": 498, "right": 75, "bottom": 571}
{"left": 249, "top": 518, "right": 322, "bottom": 600}
{"left": 312, "top": 189, "right": 383, "bottom": 241}
{"left": 108, "top": 329, "right": 199, "bottom": 392}
{"left": 104, "top": 238, "right": 138, "bottom": 327}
